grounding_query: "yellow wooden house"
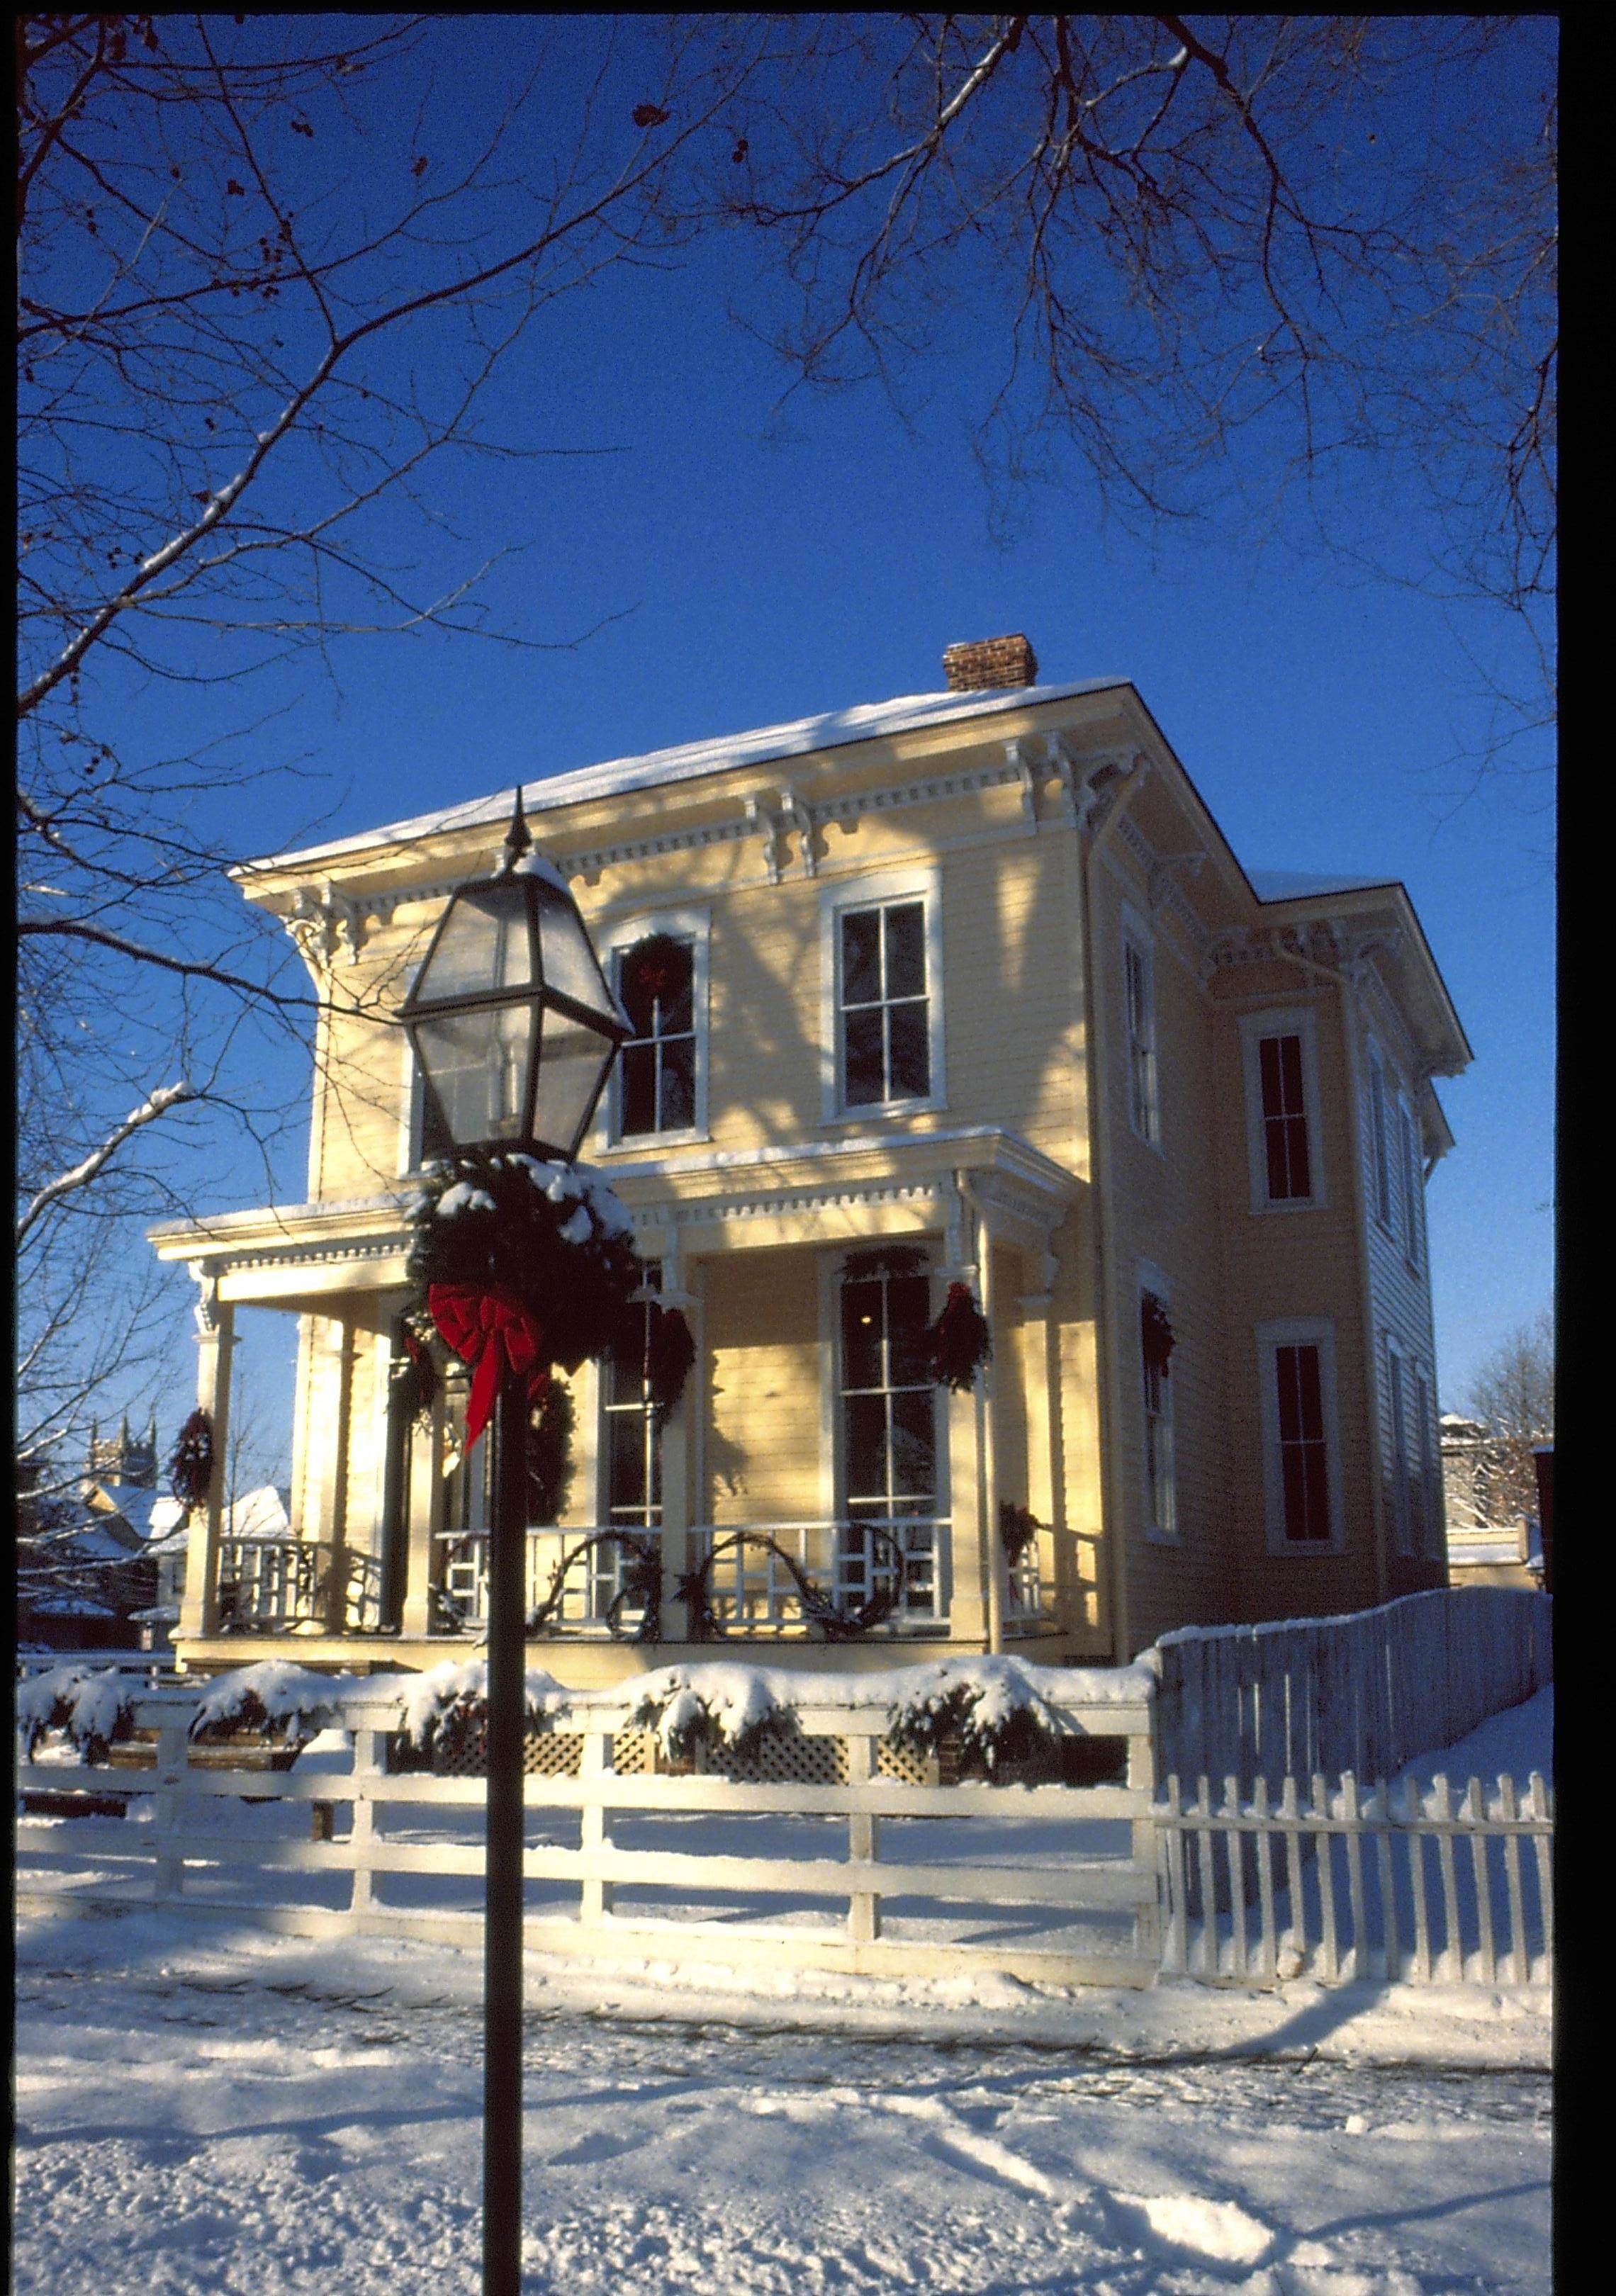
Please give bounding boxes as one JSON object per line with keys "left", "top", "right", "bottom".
{"left": 150, "top": 637, "right": 1471, "bottom": 1684}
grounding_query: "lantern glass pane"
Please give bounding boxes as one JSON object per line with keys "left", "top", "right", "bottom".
{"left": 532, "top": 1009, "right": 615, "bottom": 1155}
{"left": 413, "top": 1003, "right": 534, "bottom": 1146}
{"left": 414, "top": 886, "right": 532, "bottom": 1004}
{"left": 537, "top": 887, "right": 617, "bottom": 1021}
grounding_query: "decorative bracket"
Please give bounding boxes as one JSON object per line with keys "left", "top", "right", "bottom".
{"left": 286, "top": 882, "right": 365, "bottom": 968}
{"left": 1006, "top": 739, "right": 1039, "bottom": 833}
{"left": 744, "top": 793, "right": 790, "bottom": 886}
{"left": 1147, "top": 850, "right": 1207, "bottom": 918}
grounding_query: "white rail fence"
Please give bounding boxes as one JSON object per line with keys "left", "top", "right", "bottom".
{"left": 16, "top": 1692, "right": 1163, "bottom": 1992}
{"left": 1155, "top": 1769, "right": 1553, "bottom": 1988}
{"left": 16, "top": 1684, "right": 1552, "bottom": 1991}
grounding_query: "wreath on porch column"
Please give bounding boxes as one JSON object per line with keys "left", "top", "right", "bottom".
{"left": 644, "top": 1303, "right": 696, "bottom": 1426}
{"left": 388, "top": 1312, "right": 439, "bottom": 1427}
{"left": 928, "top": 1283, "right": 992, "bottom": 1392}
{"left": 167, "top": 1409, "right": 213, "bottom": 1510}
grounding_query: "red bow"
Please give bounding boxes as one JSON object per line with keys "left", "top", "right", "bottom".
{"left": 428, "top": 1284, "right": 549, "bottom": 1449}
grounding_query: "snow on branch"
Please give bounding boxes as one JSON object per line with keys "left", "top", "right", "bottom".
{"left": 16, "top": 1082, "right": 195, "bottom": 1243}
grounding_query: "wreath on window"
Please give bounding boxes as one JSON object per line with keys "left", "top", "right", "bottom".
{"left": 1141, "top": 1293, "right": 1176, "bottom": 1372}
{"left": 619, "top": 931, "right": 688, "bottom": 1017}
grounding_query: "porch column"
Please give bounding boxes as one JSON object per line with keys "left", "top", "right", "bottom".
{"left": 975, "top": 1219, "right": 1006, "bottom": 1655}
{"left": 943, "top": 1180, "right": 987, "bottom": 1647}
{"left": 657, "top": 1243, "right": 700, "bottom": 1644}
{"left": 400, "top": 1381, "right": 446, "bottom": 1638}
{"left": 325, "top": 1313, "right": 357, "bottom": 1633}
{"left": 1017, "top": 1237, "right": 1063, "bottom": 1621}
{"left": 178, "top": 1264, "right": 232, "bottom": 1641}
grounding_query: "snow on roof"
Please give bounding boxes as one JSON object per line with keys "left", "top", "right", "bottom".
{"left": 1246, "top": 870, "right": 1398, "bottom": 902}
{"left": 224, "top": 1485, "right": 292, "bottom": 1539}
{"left": 244, "top": 677, "right": 1130, "bottom": 874}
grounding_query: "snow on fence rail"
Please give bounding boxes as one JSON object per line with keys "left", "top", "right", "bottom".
{"left": 14, "top": 1688, "right": 1166, "bottom": 1993}
{"left": 1155, "top": 1768, "right": 1553, "bottom": 1988}
{"left": 1150, "top": 1589, "right": 1552, "bottom": 1796}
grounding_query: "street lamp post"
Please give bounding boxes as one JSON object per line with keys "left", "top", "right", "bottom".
{"left": 400, "top": 792, "right": 627, "bottom": 2296}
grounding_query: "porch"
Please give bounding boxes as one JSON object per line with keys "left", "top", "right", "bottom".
{"left": 150, "top": 1127, "right": 1107, "bottom": 1681}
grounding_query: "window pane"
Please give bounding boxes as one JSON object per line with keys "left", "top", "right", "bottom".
{"left": 841, "top": 909, "right": 881, "bottom": 1006}
{"left": 416, "top": 886, "right": 532, "bottom": 1003}
{"left": 1259, "top": 1035, "right": 1284, "bottom": 1121}
{"left": 608, "top": 1413, "right": 648, "bottom": 1514}
{"left": 841, "top": 1279, "right": 884, "bottom": 1390}
{"left": 845, "top": 1395, "right": 888, "bottom": 1498}
{"left": 533, "top": 1011, "right": 612, "bottom": 1154}
{"left": 889, "top": 1390, "right": 936, "bottom": 1501}
{"left": 658, "top": 1035, "right": 695, "bottom": 1130}
{"left": 887, "top": 1003, "right": 930, "bottom": 1100}
{"left": 1284, "top": 1114, "right": 1312, "bottom": 1200}
{"left": 843, "top": 1009, "right": 885, "bottom": 1104}
{"left": 619, "top": 1041, "right": 657, "bottom": 1135}
{"left": 884, "top": 903, "right": 926, "bottom": 1000}
{"left": 887, "top": 1276, "right": 933, "bottom": 1386}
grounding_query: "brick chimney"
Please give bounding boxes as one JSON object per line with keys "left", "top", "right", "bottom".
{"left": 942, "top": 634, "right": 1038, "bottom": 692}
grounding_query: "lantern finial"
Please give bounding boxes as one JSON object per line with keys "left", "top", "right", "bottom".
{"left": 495, "top": 787, "right": 532, "bottom": 877}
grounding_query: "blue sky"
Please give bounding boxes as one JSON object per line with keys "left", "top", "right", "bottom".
{"left": 79, "top": 21, "right": 1554, "bottom": 1481}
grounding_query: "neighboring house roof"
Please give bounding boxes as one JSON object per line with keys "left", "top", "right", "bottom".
{"left": 237, "top": 676, "right": 1133, "bottom": 875}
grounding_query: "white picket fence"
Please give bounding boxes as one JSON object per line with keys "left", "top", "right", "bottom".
{"left": 15, "top": 1692, "right": 1163, "bottom": 1991}
{"left": 1155, "top": 1769, "right": 1554, "bottom": 1987}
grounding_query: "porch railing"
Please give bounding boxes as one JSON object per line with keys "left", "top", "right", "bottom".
{"left": 692, "top": 1518, "right": 950, "bottom": 1637}
{"left": 215, "top": 1538, "right": 382, "bottom": 1636}
{"left": 432, "top": 1528, "right": 654, "bottom": 1637}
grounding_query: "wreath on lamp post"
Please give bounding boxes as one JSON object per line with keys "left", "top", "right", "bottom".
{"left": 405, "top": 1149, "right": 646, "bottom": 1451}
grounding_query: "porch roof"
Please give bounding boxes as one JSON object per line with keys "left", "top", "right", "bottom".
{"left": 147, "top": 1125, "right": 1083, "bottom": 1306}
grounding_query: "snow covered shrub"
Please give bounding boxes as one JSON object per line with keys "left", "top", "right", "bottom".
{"left": 885, "top": 1658, "right": 1075, "bottom": 1778}
{"left": 16, "top": 1665, "right": 136, "bottom": 1765}
{"left": 630, "top": 1665, "right": 799, "bottom": 1765}
{"left": 188, "top": 1661, "right": 346, "bottom": 1755}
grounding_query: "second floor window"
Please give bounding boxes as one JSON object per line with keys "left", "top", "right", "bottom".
{"left": 1124, "top": 938, "right": 1160, "bottom": 1143}
{"left": 617, "top": 934, "right": 695, "bottom": 1137}
{"left": 1258, "top": 1032, "right": 1313, "bottom": 1202}
{"left": 840, "top": 899, "right": 929, "bottom": 1107}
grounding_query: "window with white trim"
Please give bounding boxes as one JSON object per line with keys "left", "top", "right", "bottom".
{"left": 1239, "top": 1009, "right": 1323, "bottom": 1212}
{"left": 598, "top": 909, "right": 710, "bottom": 1147}
{"left": 1257, "top": 1319, "right": 1342, "bottom": 1550}
{"left": 601, "top": 1263, "right": 663, "bottom": 1533}
{"left": 820, "top": 868, "right": 945, "bottom": 1121}
{"left": 1413, "top": 1364, "right": 1439, "bottom": 1558}
{"left": 1140, "top": 1286, "right": 1177, "bottom": 1538}
{"left": 838, "top": 1248, "right": 942, "bottom": 1618}
{"left": 1367, "top": 1042, "right": 1394, "bottom": 1229}
{"left": 1398, "top": 1097, "right": 1425, "bottom": 1267}
{"left": 1386, "top": 1339, "right": 1413, "bottom": 1556}
{"left": 1123, "top": 934, "right": 1160, "bottom": 1144}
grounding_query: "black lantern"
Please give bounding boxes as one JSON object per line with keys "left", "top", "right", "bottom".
{"left": 400, "top": 789, "right": 629, "bottom": 1159}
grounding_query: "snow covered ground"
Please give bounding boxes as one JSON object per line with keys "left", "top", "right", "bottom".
{"left": 12, "top": 1691, "right": 1554, "bottom": 2294}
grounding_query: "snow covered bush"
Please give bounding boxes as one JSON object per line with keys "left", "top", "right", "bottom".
{"left": 629, "top": 1665, "right": 799, "bottom": 1765}
{"left": 16, "top": 1665, "right": 136, "bottom": 1764}
{"left": 189, "top": 1660, "right": 352, "bottom": 1750}
{"left": 885, "top": 1658, "right": 1078, "bottom": 1777}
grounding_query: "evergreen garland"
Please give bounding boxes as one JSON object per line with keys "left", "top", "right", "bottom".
{"left": 999, "top": 1501, "right": 1043, "bottom": 1567}
{"left": 389, "top": 1313, "right": 439, "bottom": 1426}
{"left": 644, "top": 1304, "right": 696, "bottom": 1426}
{"left": 525, "top": 1378, "right": 575, "bottom": 1525}
{"left": 167, "top": 1409, "right": 214, "bottom": 1509}
{"left": 927, "top": 1283, "right": 992, "bottom": 1392}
